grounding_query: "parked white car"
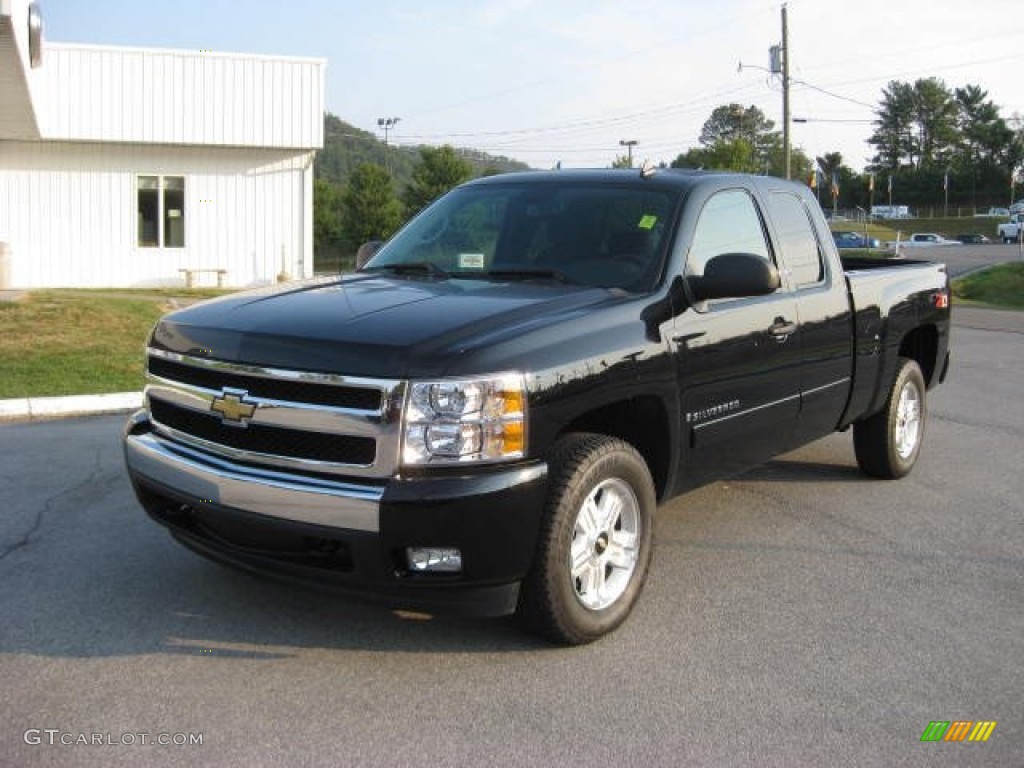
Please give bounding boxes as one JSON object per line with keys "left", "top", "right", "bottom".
{"left": 976, "top": 207, "right": 1009, "bottom": 218}
{"left": 997, "top": 214, "right": 1024, "bottom": 243}
{"left": 903, "top": 233, "right": 959, "bottom": 247}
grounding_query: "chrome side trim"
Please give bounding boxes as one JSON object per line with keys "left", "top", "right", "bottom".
{"left": 125, "top": 431, "right": 382, "bottom": 532}
{"left": 693, "top": 393, "right": 801, "bottom": 430}
{"left": 802, "top": 378, "right": 852, "bottom": 398}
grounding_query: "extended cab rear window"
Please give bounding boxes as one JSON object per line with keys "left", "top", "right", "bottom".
{"left": 767, "top": 192, "right": 826, "bottom": 288}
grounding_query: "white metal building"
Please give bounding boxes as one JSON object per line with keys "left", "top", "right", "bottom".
{"left": 0, "top": 0, "right": 324, "bottom": 288}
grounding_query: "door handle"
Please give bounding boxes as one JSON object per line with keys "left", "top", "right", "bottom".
{"left": 672, "top": 331, "right": 706, "bottom": 345}
{"left": 769, "top": 317, "right": 798, "bottom": 340}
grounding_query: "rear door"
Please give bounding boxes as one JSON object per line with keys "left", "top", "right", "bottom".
{"left": 672, "top": 187, "right": 801, "bottom": 487}
{"left": 765, "top": 189, "right": 854, "bottom": 446}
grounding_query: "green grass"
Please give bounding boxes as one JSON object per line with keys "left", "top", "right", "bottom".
{"left": 951, "top": 263, "right": 1024, "bottom": 309}
{"left": 0, "top": 289, "right": 228, "bottom": 398}
{"left": 831, "top": 216, "right": 1007, "bottom": 241}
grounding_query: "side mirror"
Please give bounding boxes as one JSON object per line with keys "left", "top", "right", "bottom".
{"left": 686, "top": 252, "right": 780, "bottom": 302}
{"left": 355, "top": 241, "right": 384, "bottom": 270}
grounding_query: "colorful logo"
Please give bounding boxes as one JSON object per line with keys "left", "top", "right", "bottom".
{"left": 921, "top": 721, "right": 997, "bottom": 743}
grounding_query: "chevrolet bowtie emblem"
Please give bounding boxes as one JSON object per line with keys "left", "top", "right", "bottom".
{"left": 210, "top": 390, "right": 257, "bottom": 426}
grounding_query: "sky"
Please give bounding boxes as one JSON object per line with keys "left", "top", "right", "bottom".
{"left": 40, "top": 0, "right": 1024, "bottom": 172}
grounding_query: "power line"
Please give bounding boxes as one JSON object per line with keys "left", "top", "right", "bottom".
{"left": 401, "top": 7, "right": 758, "bottom": 123}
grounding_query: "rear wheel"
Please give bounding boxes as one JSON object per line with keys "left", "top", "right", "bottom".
{"left": 853, "top": 357, "right": 926, "bottom": 479}
{"left": 519, "top": 433, "right": 655, "bottom": 644}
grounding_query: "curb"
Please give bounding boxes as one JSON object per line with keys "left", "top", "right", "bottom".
{"left": 0, "top": 392, "right": 142, "bottom": 424}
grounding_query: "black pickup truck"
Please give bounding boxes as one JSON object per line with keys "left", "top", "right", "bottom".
{"left": 124, "top": 168, "right": 950, "bottom": 644}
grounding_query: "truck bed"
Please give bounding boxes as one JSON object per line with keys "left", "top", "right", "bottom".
{"left": 839, "top": 256, "right": 950, "bottom": 429}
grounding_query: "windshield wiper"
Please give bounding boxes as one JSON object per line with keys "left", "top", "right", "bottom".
{"left": 364, "top": 262, "right": 449, "bottom": 278}
{"left": 484, "top": 267, "right": 573, "bottom": 284}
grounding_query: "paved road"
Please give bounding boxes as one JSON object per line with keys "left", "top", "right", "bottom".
{"left": 890, "top": 241, "right": 1023, "bottom": 277}
{"left": 1, "top": 318, "right": 1021, "bottom": 768}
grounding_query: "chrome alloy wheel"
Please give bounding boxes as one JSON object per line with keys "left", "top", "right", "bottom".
{"left": 569, "top": 477, "right": 641, "bottom": 611}
{"left": 894, "top": 379, "right": 922, "bottom": 460}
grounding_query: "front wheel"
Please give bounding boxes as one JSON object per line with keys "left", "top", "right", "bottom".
{"left": 853, "top": 357, "right": 927, "bottom": 479}
{"left": 519, "top": 433, "right": 655, "bottom": 644}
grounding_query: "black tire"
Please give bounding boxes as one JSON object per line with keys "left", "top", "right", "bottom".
{"left": 519, "top": 433, "right": 655, "bottom": 645}
{"left": 853, "top": 357, "right": 927, "bottom": 479}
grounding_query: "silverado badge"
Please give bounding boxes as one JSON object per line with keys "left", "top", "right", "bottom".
{"left": 210, "top": 389, "right": 257, "bottom": 426}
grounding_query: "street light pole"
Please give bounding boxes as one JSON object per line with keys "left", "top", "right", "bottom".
{"left": 943, "top": 166, "right": 949, "bottom": 218}
{"left": 377, "top": 116, "right": 401, "bottom": 174}
{"left": 619, "top": 139, "right": 638, "bottom": 168}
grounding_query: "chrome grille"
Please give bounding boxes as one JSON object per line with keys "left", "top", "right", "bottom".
{"left": 148, "top": 355, "right": 383, "bottom": 410}
{"left": 144, "top": 349, "right": 404, "bottom": 479}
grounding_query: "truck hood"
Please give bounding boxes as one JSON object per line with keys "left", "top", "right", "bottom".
{"left": 150, "top": 273, "right": 636, "bottom": 378}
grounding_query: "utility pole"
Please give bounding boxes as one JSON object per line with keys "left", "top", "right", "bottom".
{"left": 619, "top": 139, "right": 638, "bottom": 168}
{"left": 781, "top": 4, "right": 791, "bottom": 180}
{"left": 768, "top": 6, "right": 791, "bottom": 179}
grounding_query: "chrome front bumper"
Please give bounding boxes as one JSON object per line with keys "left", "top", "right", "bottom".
{"left": 124, "top": 416, "right": 383, "bottom": 533}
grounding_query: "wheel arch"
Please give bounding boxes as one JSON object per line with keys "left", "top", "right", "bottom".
{"left": 898, "top": 324, "right": 939, "bottom": 387}
{"left": 558, "top": 395, "right": 671, "bottom": 502}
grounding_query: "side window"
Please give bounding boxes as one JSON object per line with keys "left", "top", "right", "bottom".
{"left": 768, "top": 192, "right": 824, "bottom": 288}
{"left": 686, "top": 189, "right": 771, "bottom": 277}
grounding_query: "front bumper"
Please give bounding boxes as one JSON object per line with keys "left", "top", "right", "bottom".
{"left": 123, "top": 411, "right": 548, "bottom": 616}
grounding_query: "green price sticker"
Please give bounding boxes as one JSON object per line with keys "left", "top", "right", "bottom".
{"left": 638, "top": 214, "right": 658, "bottom": 230}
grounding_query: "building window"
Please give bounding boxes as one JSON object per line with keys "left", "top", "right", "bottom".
{"left": 137, "top": 175, "right": 185, "bottom": 248}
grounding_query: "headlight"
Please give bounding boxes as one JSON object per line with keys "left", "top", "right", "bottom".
{"left": 402, "top": 374, "right": 526, "bottom": 465}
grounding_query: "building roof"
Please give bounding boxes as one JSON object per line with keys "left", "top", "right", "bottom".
{"left": 1, "top": 1, "right": 324, "bottom": 149}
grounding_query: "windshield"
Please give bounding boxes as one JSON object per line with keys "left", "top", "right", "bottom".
{"left": 363, "top": 182, "right": 679, "bottom": 292}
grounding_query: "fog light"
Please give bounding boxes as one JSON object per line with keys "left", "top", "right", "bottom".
{"left": 406, "top": 547, "right": 462, "bottom": 573}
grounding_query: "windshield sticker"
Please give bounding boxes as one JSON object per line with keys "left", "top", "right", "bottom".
{"left": 458, "top": 253, "right": 486, "bottom": 269}
{"left": 638, "top": 214, "right": 658, "bottom": 230}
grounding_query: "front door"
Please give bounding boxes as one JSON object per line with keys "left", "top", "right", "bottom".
{"left": 672, "top": 188, "right": 802, "bottom": 489}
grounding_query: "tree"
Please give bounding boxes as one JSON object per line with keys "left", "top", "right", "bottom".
{"left": 315, "top": 113, "right": 527, "bottom": 195}
{"left": 314, "top": 179, "right": 344, "bottom": 248}
{"left": 869, "top": 78, "right": 958, "bottom": 171}
{"left": 610, "top": 154, "right": 633, "bottom": 169}
{"left": 696, "top": 104, "right": 782, "bottom": 174}
{"left": 911, "top": 78, "right": 958, "bottom": 168}
{"left": 868, "top": 81, "right": 915, "bottom": 171}
{"left": 811, "top": 152, "right": 863, "bottom": 209}
{"left": 403, "top": 145, "right": 473, "bottom": 217}
{"left": 700, "top": 104, "right": 775, "bottom": 147}
{"left": 340, "top": 163, "right": 403, "bottom": 246}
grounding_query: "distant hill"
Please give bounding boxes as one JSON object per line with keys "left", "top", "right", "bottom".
{"left": 314, "top": 113, "right": 531, "bottom": 190}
